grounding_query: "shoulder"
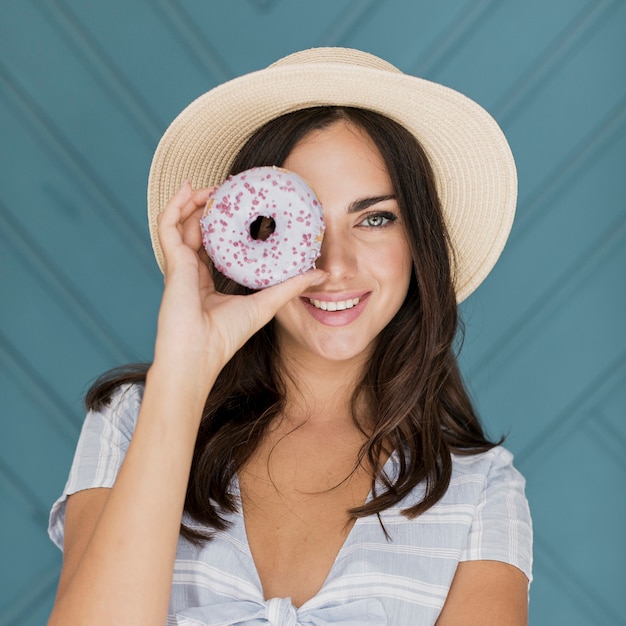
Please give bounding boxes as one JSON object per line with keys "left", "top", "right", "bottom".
{"left": 451, "top": 446, "right": 533, "bottom": 580}
{"left": 399, "top": 445, "right": 528, "bottom": 513}
{"left": 48, "top": 382, "right": 146, "bottom": 550}
{"left": 447, "top": 445, "right": 531, "bottom": 531}
{"left": 82, "top": 382, "right": 145, "bottom": 439}
{"left": 387, "top": 445, "right": 532, "bottom": 580}
{"left": 452, "top": 446, "right": 529, "bottom": 514}
{"left": 452, "top": 444, "right": 517, "bottom": 471}
{"left": 383, "top": 445, "right": 530, "bottom": 525}
{"left": 95, "top": 381, "right": 145, "bottom": 414}
{"left": 450, "top": 445, "right": 524, "bottom": 489}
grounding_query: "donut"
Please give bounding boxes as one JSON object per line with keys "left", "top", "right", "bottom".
{"left": 200, "top": 166, "right": 325, "bottom": 289}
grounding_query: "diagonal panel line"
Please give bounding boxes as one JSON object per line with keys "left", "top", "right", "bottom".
{"left": 245, "top": 0, "right": 280, "bottom": 10}
{"left": 516, "top": 349, "right": 626, "bottom": 468}
{"left": 0, "top": 456, "right": 50, "bottom": 525}
{"left": 0, "top": 331, "right": 83, "bottom": 443}
{"left": 158, "top": 0, "right": 234, "bottom": 83}
{"left": 512, "top": 99, "right": 626, "bottom": 240}
{"left": 494, "top": 0, "right": 619, "bottom": 124}
{"left": 582, "top": 413, "right": 626, "bottom": 475}
{"left": 0, "top": 59, "right": 159, "bottom": 278}
{"left": 34, "top": 0, "right": 164, "bottom": 147}
{"left": 317, "top": 0, "right": 382, "bottom": 47}
{"left": 0, "top": 564, "right": 59, "bottom": 626}
{"left": 472, "top": 210, "right": 626, "bottom": 386}
{"left": 0, "top": 206, "right": 138, "bottom": 365}
{"left": 533, "top": 535, "right": 621, "bottom": 625}
{"left": 408, "top": 0, "right": 500, "bottom": 77}
{"left": 467, "top": 108, "right": 626, "bottom": 379}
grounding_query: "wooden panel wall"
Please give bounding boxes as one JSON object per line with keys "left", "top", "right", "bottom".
{"left": 1, "top": 1, "right": 624, "bottom": 624}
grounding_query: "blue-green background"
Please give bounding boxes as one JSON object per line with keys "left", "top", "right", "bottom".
{"left": 1, "top": 1, "right": 625, "bottom": 624}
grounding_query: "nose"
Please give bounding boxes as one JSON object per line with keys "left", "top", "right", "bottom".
{"left": 315, "top": 221, "right": 356, "bottom": 280}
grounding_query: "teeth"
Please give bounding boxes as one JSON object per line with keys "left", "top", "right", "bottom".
{"left": 309, "top": 297, "right": 360, "bottom": 311}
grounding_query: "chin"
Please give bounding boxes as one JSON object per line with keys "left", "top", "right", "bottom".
{"left": 307, "top": 335, "right": 376, "bottom": 365}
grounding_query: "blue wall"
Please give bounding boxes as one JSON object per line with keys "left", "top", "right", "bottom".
{"left": 1, "top": 1, "right": 625, "bottom": 624}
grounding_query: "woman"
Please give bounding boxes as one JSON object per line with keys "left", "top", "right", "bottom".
{"left": 48, "top": 48, "right": 532, "bottom": 625}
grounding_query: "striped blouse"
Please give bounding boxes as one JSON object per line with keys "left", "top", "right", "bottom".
{"left": 49, "top": 384, "right": 532, "bottom": 625}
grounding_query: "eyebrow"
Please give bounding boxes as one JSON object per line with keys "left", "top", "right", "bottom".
{"left": 347, "top": 195, "right": 397, "bottom": 214}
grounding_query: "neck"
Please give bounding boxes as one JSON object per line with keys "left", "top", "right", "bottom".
{"left": 277, "top": 352, "right": 369, "bottom": 428}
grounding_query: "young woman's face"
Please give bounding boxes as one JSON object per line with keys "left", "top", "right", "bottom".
{"left": 274, "top": 120, "right": 412, "bottom": 366}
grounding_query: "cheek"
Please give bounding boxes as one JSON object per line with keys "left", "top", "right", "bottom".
{"left": 382, "top": 239, "right": 412, "bottom": 283}
{"left": 390, "top": 244, "right": 413, "bottom": 305}
{"left": 400, "top": 235, "right": 413, "bottom": 275}
{"left": 273, "top": 298, "right": 307, "bottom": 333}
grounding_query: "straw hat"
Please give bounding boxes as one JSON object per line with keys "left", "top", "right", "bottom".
{"left": 147, "top": 47, "right": 516, "bottom": 302}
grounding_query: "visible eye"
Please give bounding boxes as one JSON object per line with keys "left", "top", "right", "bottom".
{"left": 358, "top": 211, "right": 398, "bottom": 228}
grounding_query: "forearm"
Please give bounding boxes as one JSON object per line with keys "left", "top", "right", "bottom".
{"left": 48, "top": 363, "right": 217, "bottom": 626}
{"left": 48, "top": 181, "right": 327, "bottom": 625}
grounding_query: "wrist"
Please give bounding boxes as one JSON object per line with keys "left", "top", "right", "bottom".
{"left": 146, "top": 358, "right": 218, "bottom": 414}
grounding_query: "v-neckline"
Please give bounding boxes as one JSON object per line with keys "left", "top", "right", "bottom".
{"left": 230, "top": 451, "right": 398, "bottom": 609}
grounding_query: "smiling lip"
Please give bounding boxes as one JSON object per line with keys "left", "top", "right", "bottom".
{"left": 308, "top": 296, "right": 361, "bottom": 311}
{"left": 301, "top": 292, "right": 370, "bottom": 326}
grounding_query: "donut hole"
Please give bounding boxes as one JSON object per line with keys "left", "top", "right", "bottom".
{"left": 249, "top": 215, "right": 276, "bottom": 241}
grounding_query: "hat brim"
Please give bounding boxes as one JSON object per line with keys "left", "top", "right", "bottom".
{"left": 148, "top": 58, "right": 516, "bottom": 302}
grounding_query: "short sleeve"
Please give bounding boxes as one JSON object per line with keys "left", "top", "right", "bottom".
{"left": 47, "top": 383, "right": 144, "bottom": 550}
{"left": 460, "top": 447, "right": 533, "bottom": 581}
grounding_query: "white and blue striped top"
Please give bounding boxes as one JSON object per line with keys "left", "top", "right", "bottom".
{"left": 49, "top": 384, "right": 532, "bottom": 625}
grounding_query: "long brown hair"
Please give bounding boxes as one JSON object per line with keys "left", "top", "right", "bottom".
{"left": 87, "top": 107, "right": 500, "bottom": 542}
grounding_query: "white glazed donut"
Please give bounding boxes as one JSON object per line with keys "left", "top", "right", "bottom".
{"left": 200, "top": 166, "right": 325, "bottom": 289}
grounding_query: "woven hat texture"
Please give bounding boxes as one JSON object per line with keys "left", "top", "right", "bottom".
{"left": 147, "top": 47, "right": 517, "bottom": 302}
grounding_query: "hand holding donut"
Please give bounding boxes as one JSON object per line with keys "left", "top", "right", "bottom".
{"left": 200, "top": 167, "right": 325, "bottom": 288}
{"left": 153, "top": 181, "right": 327, "bottom": 382}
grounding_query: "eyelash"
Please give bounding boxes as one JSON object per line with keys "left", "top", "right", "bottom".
{"left": 358, "top": 211, "right": 398, "bottom": 228}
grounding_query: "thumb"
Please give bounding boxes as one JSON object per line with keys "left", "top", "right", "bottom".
{"left": 250, "top": 269, "right": 329, "bottom": 322}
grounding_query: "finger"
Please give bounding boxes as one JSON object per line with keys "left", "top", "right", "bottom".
{"left": 250, "top": 269, "right": 329, "bottom": 322}
{"left": 180, "top": 187, "right": 218, "bottom": 251}
{"left": 158, "top": 193, "right": 197, "bottom": 274}
{"left": 181, "top": 206, "right": 203, "bottom": 251}
{"left": 179, "top": 187, "right": 214, "bottom": 222}
{"left": 159, "top": 185, "right": 214, "bottom": 272}
{"left": 157, "top": 184, "right": 191, "bottom": 274}
{"left": 194, "top": 186, "right": 218, "bottom": 202}
{"left": 157, "top": 181, "right": 193, "bottom": 229}
{"left": 197, "top": 254, "right": 216, "bottom": 300}
{"left": 158, "top": 184, "right": 212, "bottom": 236}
